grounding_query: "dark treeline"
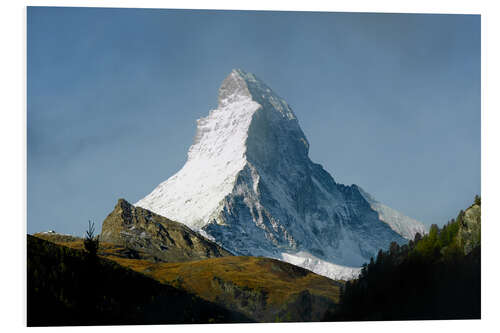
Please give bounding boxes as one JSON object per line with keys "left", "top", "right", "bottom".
{"left": 325, "top": 196, "right": 481, "bottom": 321}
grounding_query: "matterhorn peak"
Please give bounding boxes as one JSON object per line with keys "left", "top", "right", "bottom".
{"left": 217, "top": 69, "right": 253, "bottom": 107}
{"left": 136, "top": 69, "right": 424, "bottom": 280}
{"left": 218, "top": 69, "right": 299, "bottom": 121}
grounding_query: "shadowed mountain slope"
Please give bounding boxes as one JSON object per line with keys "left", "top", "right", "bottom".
{"left": 27, "top": 235, "right": 251, "bottom": 326}
{"left": 31, "top": 232, "right": 342, "bottom": 323}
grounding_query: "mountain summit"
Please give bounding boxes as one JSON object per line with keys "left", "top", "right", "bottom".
{"left": 136, "top": 69, "right": 426, "bottom": 279}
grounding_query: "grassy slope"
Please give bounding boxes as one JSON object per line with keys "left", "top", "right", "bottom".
{"left": 33, "top": 233, "right": 342, "bottom": 322}
{"left": 27, "top": 235, "right": 251, "bottom": 326}
{"left": 112, "top": 255, "right": 342, "bottom": 322}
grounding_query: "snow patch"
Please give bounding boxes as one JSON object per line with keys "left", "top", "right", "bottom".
{"left": 281, "top": 252, "right": 361, "bottom": 281}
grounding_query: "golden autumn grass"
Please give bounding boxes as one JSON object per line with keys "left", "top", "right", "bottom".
{"left": 33, "top": 233, "right": 140, "bottom": 258}
{"left": 111, "top": 255, "right": 342, "bottom": 306}
{"left": 33, "top": 233, "right": 342, "bottom": 313}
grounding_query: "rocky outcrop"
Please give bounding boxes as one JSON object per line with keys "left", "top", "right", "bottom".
{"left": 458, "top": 203, "right": 481, "bottom": 255}
{"left": 100, "top": 199, "right": 232, "bottom": 262}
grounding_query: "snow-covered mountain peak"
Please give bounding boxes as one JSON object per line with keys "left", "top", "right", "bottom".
{"left": 136, "top": 69, "right": 425, "bottom": 280}
{"left": 219, "top": 69, "right": 298, "bottom": 121}
{"left": 189, "top": 68, "right": 309, "bottom": 167}
{"left": 217, "top": 69, "right": 253, "bottom": 108}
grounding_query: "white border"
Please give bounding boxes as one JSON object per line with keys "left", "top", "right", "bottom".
{"left": 2, "top": 1, "right": 498, "bottom": 332}
{"left": 13, "top": 0, "right": 487, "bottom": 13}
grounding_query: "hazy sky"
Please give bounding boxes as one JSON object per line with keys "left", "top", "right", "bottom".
{"left": 27, "top": 7, "right": 480, "bottom": 236}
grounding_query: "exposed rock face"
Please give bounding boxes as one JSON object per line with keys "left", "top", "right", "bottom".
{"left": 458, "top": 203, "right": 481, "bottom": 255}
{"left": 136, "top": 69, "right": 424, "bottom": 279}
{"left": 100, "top": 199, "right": 232, "bottom": 262}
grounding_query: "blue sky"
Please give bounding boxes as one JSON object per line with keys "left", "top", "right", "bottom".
{"left": 27, "top": 7, "right": 480, "bottom": 236}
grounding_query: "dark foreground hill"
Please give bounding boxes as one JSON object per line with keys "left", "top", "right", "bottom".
{"left": 32, "top": 197, "right": 343, "bottom": 323}
{"left": 325, "top": 196, "right": 481, "bottom": 321}
{"left": 30, "top": 232, "right": 342, "bottom": 323}
{"left": 27, "top": 235, "right": 252, "bottom": 326}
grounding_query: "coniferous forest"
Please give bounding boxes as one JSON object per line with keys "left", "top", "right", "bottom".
{"left": 324, "top": 196, "right": 481, "bottom": 321}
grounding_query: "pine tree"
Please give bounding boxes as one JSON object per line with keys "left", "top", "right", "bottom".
{"left": 84, "top": 220, "right": 99, "bottom": 257}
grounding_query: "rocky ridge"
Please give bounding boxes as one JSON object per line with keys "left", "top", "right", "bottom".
{"left": 100, "top": 199, "right": 232, "bottom": 262}
{"left": 457, "top": 201, "right": 481, "bottom": 255}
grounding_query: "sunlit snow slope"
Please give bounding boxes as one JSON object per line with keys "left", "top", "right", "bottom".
{"left": 356, "top": 186, "right": 427, "bottom": 240}
{"left": 136, "top": 69, "right": 424, "bottom": 280}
